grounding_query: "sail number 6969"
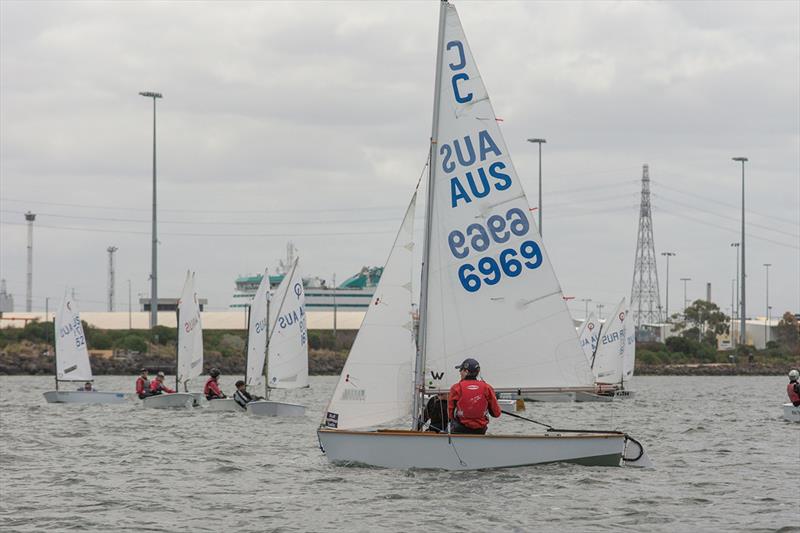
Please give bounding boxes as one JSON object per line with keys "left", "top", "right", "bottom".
{"left": 458, "top": 240, "right": 543, "bottom": 293}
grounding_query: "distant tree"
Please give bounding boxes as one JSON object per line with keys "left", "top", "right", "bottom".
{"left": 775, "top": 312, "right": 799, "bottom": 354}
{"left": 671, "top": 300, "right": 729, "bottom": 346}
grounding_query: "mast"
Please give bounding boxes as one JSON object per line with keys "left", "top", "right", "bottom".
{"left": 175, "top": 305, "right": 180, "bottom": 392}
{"left": 52, "top": 310, "right": 58, "bottom": 392}
{"left": 264, "top": 294, "right": 270, "bottom": 399}
{"left": 413, "top": 0, "right": 448, "bottom": 430}
{"left": 243, "top": 304, "right": 251, "bottom": 385}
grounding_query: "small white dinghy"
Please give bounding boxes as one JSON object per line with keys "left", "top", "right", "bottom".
{"left": 43, "top": 292, "right": 126, "bottom": 404}
{"left": 783, "top": 403, "right": 800, "bottom": 423}
{"left": 241, "top": 259, "right": 308, "bottom": 418}
{"left": 142, "top": 392, "right": 195, "bottom": 409}
{"left": 319, "top": 2, "right": 651, "bottom": 471}
{"left": 143, "top": 271, "right": 204, "bottom": 409}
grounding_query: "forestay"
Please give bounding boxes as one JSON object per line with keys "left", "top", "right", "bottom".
{"left": 324, "top": 195, "right": 416, "bottom": 430}
{"left": 593, "top": 298, "right": 626, "bottom": 384}
{"left": 578, "top": 312, "right": 600, "bottom": 363}
{"left": 55, "top": 293, "right": 93, "bottom": 382}
{"left": 267, "top": 258, "right": 308, "bottom": 389}
{"left": 245, "top": 270, "right": 270, "bottom": 388}
{"left": 421, "top": 3, "right": 593, "bottom": 393}
{"left": 177, "top": 271, "right": 203, "bottom": 387}
{"left": 622, "top": 304, "right": 636, "bottom": 383}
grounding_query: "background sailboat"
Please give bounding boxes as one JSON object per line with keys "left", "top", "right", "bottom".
{"left": 143, "top": 271, "right": 200, "bottom": 409}
{"left": 43, "top": 292, "right": 126, "bottom": 404}
{"left": 318, "top": 1, "right": 650, "bottom": 469}
{"left": 247, "top": 257, "right": 307, "bottom": 417}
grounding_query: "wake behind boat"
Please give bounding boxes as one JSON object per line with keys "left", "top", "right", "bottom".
{"left": 43, "top": 292, "right": 126, "bottom": 404}
{"left": 317, "top": 1, "right": 650, "bottom": 470}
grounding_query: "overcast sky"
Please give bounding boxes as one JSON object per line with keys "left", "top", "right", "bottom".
{"left": 1, "top": 0, "right": 798, "bottom": 321}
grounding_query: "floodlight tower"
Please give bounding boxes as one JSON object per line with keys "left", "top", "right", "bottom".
{"left": 140, "top": 90, "right": 163, "bottom": 328}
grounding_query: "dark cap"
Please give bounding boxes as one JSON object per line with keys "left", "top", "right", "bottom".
{"left": 140, "top": 368, "right": 148, "bottom": 373}
{"left": 455, "top": 358, "right": 480, "bottom": 372}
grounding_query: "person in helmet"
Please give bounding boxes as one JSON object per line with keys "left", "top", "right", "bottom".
{"left": 204, "top": 368, "right": 226, "bottom": 400}
{"left": 149, "top": 371, "right": 175, "bottom": 394}
{"left": 447, "top": 358, "right": 501, "bottom": 435}
{"left": 788, "top": 370, "right": 800, "bottom": 407}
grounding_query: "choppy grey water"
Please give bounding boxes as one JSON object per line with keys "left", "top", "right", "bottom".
{"left": 1, "top": 375, "right": 798, "bottom": 532}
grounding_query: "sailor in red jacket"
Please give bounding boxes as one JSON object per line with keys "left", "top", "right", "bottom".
{"left": 135, "top": 368, "right": 151, "bottom": 399}
{"left": 150, "top": 372, "right": 175, "bottom": 394}
{"left": 788, "top": 369, "right": 800, "bottom": 407}
{"left": 204, "top": 368, "right": 226, "bottom": 400}
{"left": 448, "top": 358, "right": 501, "bottom": 435}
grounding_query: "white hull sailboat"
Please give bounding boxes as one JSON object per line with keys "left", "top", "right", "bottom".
{"left": 237, "top": 261, "right": 308, "bottom": 417}
{"left": 43, "top": 292, "right": 125, "bottom": 404}
{"left": 783, "top": 403, "right": 800, "bottom": 423}
{"left": 318, "top": 2, "right": 650, "bottom": 471}
{"left": 319, "top": 429, "right": 633, "bottom": 470}
{"left": 143, "top": 271, "right": 204, "bottom": 409}
{"left": 142, "top": 392, "right": 195, "bottom": 409}
{"left": 43, "top": 390, "right": 126, "bottom": 404}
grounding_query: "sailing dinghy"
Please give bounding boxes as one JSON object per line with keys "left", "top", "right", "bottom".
{"left": 143, "top": 271, "right": 201, "bottom": 409}
{"left": 43, "top": 293, "right": 126, "bottom": 404}
{"left": 590, "top": 298, "right": 635, "bottom": 398}
{"left": 317, "top": 1, "right": 650, "bottom": 470}
{"left": 246, "top": 258, "right": 307, "bottom": 417}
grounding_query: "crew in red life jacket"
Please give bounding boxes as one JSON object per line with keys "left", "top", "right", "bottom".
{"left": 788, "top": 369, "right": 800, "bottom": 407}
{"left": 135, "top": 368, "right": 152, "bottom": 399}
{"left": 150, "top": 372, "right": 175, "bottom": 395}
{"left": 447, "top": 358, "right": 501, "bottom": 435}
{"left": 204, "top": 368, "right": 226, "bottom": 401}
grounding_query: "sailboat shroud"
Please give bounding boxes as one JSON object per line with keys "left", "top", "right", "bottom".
{"left": 318, "top": 1, "right": 649, "bottom": 470}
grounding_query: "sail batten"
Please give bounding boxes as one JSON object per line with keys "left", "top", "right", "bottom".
{"left": 420, "top": 3, "right": 594, "bottom": 394}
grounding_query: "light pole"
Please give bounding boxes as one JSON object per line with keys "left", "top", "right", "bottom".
{"left": 730, "top": 278, "right": 736, "bottom": 347}
{"left": 127, "top": 279, "right": 132, "bottom": 330}
{"left": 732, "top": 157, "right": 747, "bottom": 345}
{"left": 763, "top": 263, "right": 771, "bottom": 344}
{"left": 680, "top": 278, "right": 691, "bottom": 315}
{"left": 596, "top": 303, "right": 605, "bottom": 321}
{"left": 140, "top": 91, "right": 163, "bottom": 329}
{"left": 581, "top": 298, "right": 592, "bottom": 320}
{"left": 527, "top": 138, "right": 546, "bottom": 237}
{"left": 730, "top": 242, "right": 739, "bottom": 340}
{"left": 661, "top": 251, "right": 676, "bottom": 321}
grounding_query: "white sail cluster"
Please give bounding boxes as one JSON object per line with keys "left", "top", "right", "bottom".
{"left": 590, "top": 298, "right": 636, "bottom": 387}
{"left": 55, "top": 292, "right": 93, "bottom": 382}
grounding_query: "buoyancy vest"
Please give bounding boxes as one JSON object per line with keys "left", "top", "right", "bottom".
{"left": 204, "top": 377, "right": 222, "bottom": 399}
{"left": 455, "top": 381, "right": 490, "bottom": 422}
{"left": 136, "top": 376, "right": 148, "bottom": 395}
{"left": 788, "top": 381, "right": 800, "bottom": 405}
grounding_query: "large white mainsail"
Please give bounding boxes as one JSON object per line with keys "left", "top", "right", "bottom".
{"left": 54, "top": 292, "right": 93, "bottom": 382}
{"left": 578, "top": 312, "right": 600, "bottom": 363}
{"left": 622, "top": 303, "right": 636, "bottom": 384}
{"left": 267, "top": 258, "right": 308, "bottom": 389}
{"left": 324, "top": 194, "right": 416, "bottom": 430}
{"left": 245, "top": 269, "right": 270, "bottom": 388}
{"left": 420, "top": 3, "right": 594, "bottom": 394}
{"left": 593, "top": 298, "right": 626, "bottom": 384}
{"left": 176, "top": 271, "right": 203, "bottom": 388}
